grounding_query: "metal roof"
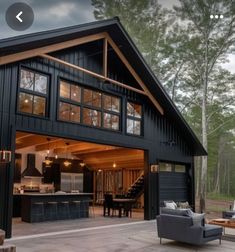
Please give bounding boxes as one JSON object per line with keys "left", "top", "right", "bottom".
{"left": 0, "top": 17, "right": 207, "bottom": 156}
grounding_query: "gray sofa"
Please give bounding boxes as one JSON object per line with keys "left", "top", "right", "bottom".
{"left": 222, "top": 210, "right": 235, "bottom": 219}
{"left": 156, "top": 208, "right": 223, "bottom": 245}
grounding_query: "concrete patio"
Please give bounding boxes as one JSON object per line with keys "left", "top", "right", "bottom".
{"left": 5, "top": 218, "right": 235, "bottom": 252}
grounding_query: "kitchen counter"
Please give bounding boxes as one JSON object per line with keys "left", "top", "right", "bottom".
{"left": 14, "top": 192, "right": 93, "bottom": 196}
{"left": 17, "top": 192, "right": 93, "bottom": 223}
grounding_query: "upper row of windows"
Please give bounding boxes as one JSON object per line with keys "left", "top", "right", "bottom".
{"left": 18, "top": 68, "right": 142, "bottom": 136}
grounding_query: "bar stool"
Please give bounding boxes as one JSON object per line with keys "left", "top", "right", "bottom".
{"left": 32, "top": 202, "right": 44, "bottom": 222}
{"left": 70, "top": 200, "right": 81, "bottom": 219}
{"left": 45, "top": 201, "right": 58, "bottom": 221}
{"left": 79, "top": 200, "right": 88, "bottom": 218}
{"left": 82, "top": 199, "right": 95, "bottom": 218}
{"left": 58, "top": 201, "right": 70, "bottom": 220}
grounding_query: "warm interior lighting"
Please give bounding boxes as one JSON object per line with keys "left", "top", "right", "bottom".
{"left": 113, "top": 162, "right": 116, "bottom": 168}
{"left": 80, "top": 162, "right": 85, "bottom": 167}
{"left": 98, "top": 169, "right": 102, "bottom": 173}
{"left": 63, "top": 142, "right": 71, "bottom": 167}
{"left": 64, "top": 160, "right": 72, "bottom": 167}
{"left": 44, "top": 138, "right": 53, "bottom": 167}
{"left": 0, "top": 150, "right": 12, "bottom": 163}
{"left": 55, "top": 154, "right": 58, "bottom": 159}
{"left": 24, "top": 99, "right": 29, "bottom": 103}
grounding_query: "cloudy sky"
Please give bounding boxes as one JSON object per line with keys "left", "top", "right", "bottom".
{"left": 0, "top": 0, "right": 234, "bottom": 73}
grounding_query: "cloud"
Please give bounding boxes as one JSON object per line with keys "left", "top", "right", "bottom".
{"left": 0, "top": 0, "right": 96, "bottom": 39}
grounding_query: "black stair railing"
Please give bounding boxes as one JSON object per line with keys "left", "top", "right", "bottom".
{"left": 126, "top": 172, "right": 144, "bottom": 200}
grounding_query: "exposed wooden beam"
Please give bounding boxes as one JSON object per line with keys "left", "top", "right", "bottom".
{"left": 87, "top": 161, "right": 144, "bottom": 170}
{"left": 0, "top": 33, "right": 107, "bottom": 66}
{"left": 105, "top": 33, "right": 164, "bottom": 115}
{"left": 82, "top": 154, "right": 143, "bottom": 164}
{"left": 40, "top": 53, "right": 146, "bottom": 96}
{"left": 79, "top": 148, "right": 143, "bottom": 159}
{"left": 103, "top": 38, "right": 108, "bottom": 77}
{"left": 72, "top": 146, "right": 118, "bottom": 155}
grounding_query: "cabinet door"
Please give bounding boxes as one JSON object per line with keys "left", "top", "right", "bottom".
{"left": 74, "top": 174, "right": 83, "bottom": 192}
{"left": 61, "top": 173, "right": 72, "bottom": 192}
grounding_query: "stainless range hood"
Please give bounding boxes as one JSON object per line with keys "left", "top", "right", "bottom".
{"left": 21, "top": 154, "right": 43, "bottom": 178}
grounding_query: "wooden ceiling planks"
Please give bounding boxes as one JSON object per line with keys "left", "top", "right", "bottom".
{"left": 15, "top": 132, "right": 144, "bottom": 170}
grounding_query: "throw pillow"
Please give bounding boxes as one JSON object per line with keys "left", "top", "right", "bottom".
{"left": 165, "top": 202, "right": 177, "bottom": 209}
{"left": 178, "top": 201, "right": 190, "bottom": 209}
{"left": 192, "top": 213, "right": 205, "bottom": 227}
{"left": 164, "top": 200, "right": 177, "bottom": 209}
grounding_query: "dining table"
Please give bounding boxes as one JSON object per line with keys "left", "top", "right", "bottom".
{"left": 113, "top": 198, "right": 136, "bottom": 217}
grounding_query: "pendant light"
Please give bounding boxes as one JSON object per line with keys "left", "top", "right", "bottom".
{"left": 63, "top": 142, "right": 71, "bottom": 167}
{"left": 44, "top": 138, "right": 53, "bottom": 167}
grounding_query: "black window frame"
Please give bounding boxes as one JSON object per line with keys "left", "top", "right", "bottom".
{"left": 126, "top": 101, "right": 143, "bottom": 136}
{"left": 17, "top": 66, "right": 50, "bottom": 118}
{"left": 57, "top": 78, "right": 121, "bottom": 132}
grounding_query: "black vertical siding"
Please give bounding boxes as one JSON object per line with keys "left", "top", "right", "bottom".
{"left": 0, "top": 40, "right": 195, "bottom": 236}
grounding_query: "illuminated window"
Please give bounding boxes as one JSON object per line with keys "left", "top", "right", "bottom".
{"left": 58, "top": 80, "right": 120, "bottom": 131}
{"left": 18, "top": 68, "right": 48, "bottom": 116}
{"left": 126, "top": 102, "right": 142, "bottom": 135}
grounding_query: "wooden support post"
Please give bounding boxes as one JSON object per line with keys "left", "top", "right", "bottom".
{"left": 103, "top": 38, "right": 108, "bottom": 77}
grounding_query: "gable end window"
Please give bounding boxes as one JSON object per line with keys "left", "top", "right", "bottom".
{"left": 58, "top": 80, "right": 121, "bottom": 131}
{"left": 18, "top": 68, "right": 49, "bottom": 117}
{"left": 126, "top": 102, "right": 142, "bottom": 135}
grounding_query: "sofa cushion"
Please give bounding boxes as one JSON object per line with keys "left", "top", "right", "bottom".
{"left": 204, "top": 224, "right": 222, "bottom": 238}
{"left": 192, "top": 213, "right": 205, "bottom": 226}
{"left": 161, "top": 207, "right": 193, "bottom": 216}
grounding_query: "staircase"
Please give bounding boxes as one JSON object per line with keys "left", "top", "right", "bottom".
{"left": 126, "top": 172, "right": 144, "bottom": 200}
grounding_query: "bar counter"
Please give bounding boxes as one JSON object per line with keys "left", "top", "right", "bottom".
{"left": 16, "top": 193, "right": 93, "bottom": 223}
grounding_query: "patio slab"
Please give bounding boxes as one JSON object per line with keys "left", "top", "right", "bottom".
{"left": 6, "top": 220, "right": 235, "bottom": 252}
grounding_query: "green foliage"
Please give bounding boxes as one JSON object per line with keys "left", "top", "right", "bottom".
{"left": 92, "top": 0, "right": 235, "bottom": 198}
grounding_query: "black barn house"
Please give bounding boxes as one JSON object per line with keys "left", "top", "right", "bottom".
{"left": 0, "top": 18, "right": 206, "bottom": 237}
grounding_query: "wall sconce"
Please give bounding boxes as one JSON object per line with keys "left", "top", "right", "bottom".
{"left": 150, "top": 164, "right": 159, "bottom": 173}
{"left": 0, "top": 150, "right": 12, "bottom": 163}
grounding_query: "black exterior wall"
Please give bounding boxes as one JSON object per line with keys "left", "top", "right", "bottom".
{"left": 0, "top": 21, "right": 199, "bottom": 237}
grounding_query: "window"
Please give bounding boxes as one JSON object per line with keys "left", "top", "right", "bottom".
{"left": 126, "top": 102, "right": 142, "bottom": 135}
{"left": 175, "top": 165, "right": 186, "bottom": 173}
{"left": 58, "top": 80, "right": 121, "bottom": 131}
{"left": 18, "top": 69, "right": 48, "bottom": 117}
{"left": 159, "top": 163, "right": 173, "bottom": 172}
{"left": 59, "top": 81, "right": 81, "bottom": 123}
{"left": 159, "top": 163, "right": 186, "bottom": 173}
{"left": 103, "top": 94, "right": 120, "bottom": 131}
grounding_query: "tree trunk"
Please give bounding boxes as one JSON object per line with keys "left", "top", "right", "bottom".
{"left": 200, "top": 74, "right": 208, "bottom": 213}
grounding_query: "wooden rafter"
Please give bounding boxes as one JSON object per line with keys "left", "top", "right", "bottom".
{"left": 105, "top": 33, "right": 164, "bottom": 115}
{"left": 0, "top": 33, "right": 107, "bottom": 66}
{"left": 0, "top": 31, "right": 164, "bottom": 115}
{"left": 40, "top": 53, "right": 146, "bottom": 96}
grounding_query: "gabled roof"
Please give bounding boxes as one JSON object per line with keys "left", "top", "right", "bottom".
{"left": 0, "top": 17, "right": 206, "bottom": 156}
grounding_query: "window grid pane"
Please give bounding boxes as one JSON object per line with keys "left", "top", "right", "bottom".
{"left": 33, "top": 96, "right": 46, "bottom": 116}
{"left": 83, "top": 108, "right": 101, "bottom": 127}
{"left": 20, "top": 69, "right": 34, "bottom": 91}
{"left": 35, "top": 74, "right": 47, "bottom": 94}
{"left": 103, "top": 113, "right": 119, "bottom": 130}
{"left": 19, "top": 92, "right": 33, "bottom": 114}
{"left": 60, "top": 81, "right": 70, "bottom": 99}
